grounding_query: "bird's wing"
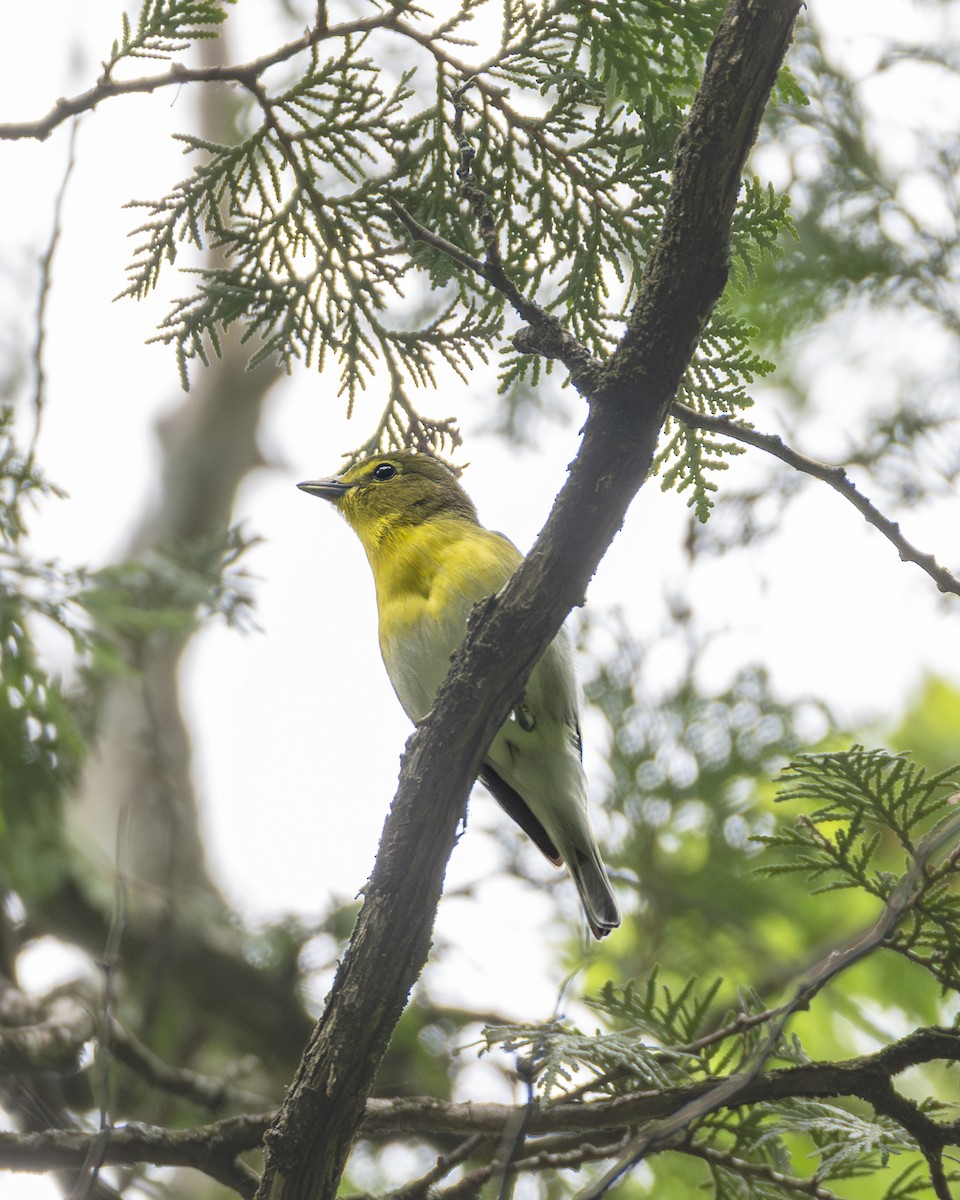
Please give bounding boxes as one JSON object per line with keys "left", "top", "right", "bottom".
{"left": 478, "top": 764, "right": 562, "bottom": 865}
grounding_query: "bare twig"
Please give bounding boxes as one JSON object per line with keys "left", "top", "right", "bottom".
{"left": 671, "top": 401, "right": 960, "bottom": 598}
{"left": 0, "top": 1114, "right": 270, "bottom": 1198}
{"left": 29, "top": 118, "right": 80, "bottom": 458}
{"left": 0, "top": 990, "right": 94, "bottom": 1073}
{"left": 452, "top": 80, "right": 504, "bottom": 272}
{"left": 434, "top": 1134, "right": 631, "bottom": 1200}
{"left": 491, "top": 1070, "right": 533, "bottom": 1200}
{"left": 687, "top": 1144, "right": 843, "bottom": 1199}
{"left": 0, "top": 13, "right": 400, "bottom": 142}
{"left": 107, "top": 1018, "right": 269, "bottom": 1111}
{"left": 389, "top": 199, "right": 487, "bottom": 277}
{"left": 378, "top": 1134, "right": 486, "bottom": 1200}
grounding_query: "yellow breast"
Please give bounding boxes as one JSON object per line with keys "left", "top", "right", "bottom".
{"left": 363, "top": 519, "right": 522, "bottom": 721}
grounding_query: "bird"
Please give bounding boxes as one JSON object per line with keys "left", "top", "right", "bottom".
{"left": 298, "top": 450, "right": 620, "bottom": 939}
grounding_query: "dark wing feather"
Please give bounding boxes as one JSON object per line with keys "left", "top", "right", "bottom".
{"left": 478, "top": 765, "right": 562, "bottom": 866}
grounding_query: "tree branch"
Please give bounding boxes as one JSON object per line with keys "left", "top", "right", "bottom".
{"left": 28, "top": 119, "right": 79, "bottom": 456}
{"left": 686, "top": 1144, "right": 843, "bottom": 1199}
{"left": 0, "top": 1115, "right": 271, "bottom": 1197}
{"left": 0, "top": 988, "right": 93, "bottom": 1073}
{"left": 358, "top": 1027, "right": 960, "bottom": 1142}
{"left": 0, "top": 14, "right": 399, "bottom": 142}
{"left": 671, "top": 401, "right": 960, "bottom": 597}
{"left": 255, "top": 3, "right": 803, "bottom": 1198}
{"left": 108, "top": 1017, "right": 268, "bottom": 1111}
{"left": 378, "top": 1134, "right": 486, "bottom": 1200}
{"left": 431, "top": 1134, "right": 630, "bottom": 1200}
{"left": 3, "top": 1022, "right": 959, "bottom": 1190}
{"left": 388, "top": 200, "right": 602, "bottom": 389}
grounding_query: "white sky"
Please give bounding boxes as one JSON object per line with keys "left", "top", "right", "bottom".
{"left": 2, "top": 1, "right": 960, "bottom": 1196}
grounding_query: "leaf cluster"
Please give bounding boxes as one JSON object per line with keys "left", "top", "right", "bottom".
{"left": 576, "top": 610, "right": 837, "bottom": 979}
{"left": 694, "top": 1101, "right": 939, "bottom": 1200}
{"left": 485, "top": 969, "right": 803, "bottom": 1106}
{"left": 758, "top": 747, "right": 960, "bottom": 990}
{"left": 485, "top": 971, "right": 728, "bottom": 1100}
{"left": 0, "top": 411, "right": 86, "bottom": 901}
{"left": 480, "top": 744, "right": 960, "bottom": 1197}
{"left": 108, "top": 0, "right": 232, "bottom": 69}
{"left": 0, "top": 405, "right": 258, "bottom": 904}
{"left": 113, "top": 0, "right": 792, "bottom": 469}
{"left": 651, "top": 175, "right": 790, "bottom": 520}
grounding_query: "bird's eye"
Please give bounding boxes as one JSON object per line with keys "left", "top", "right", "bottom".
{"left": 372, "top": 463, "right": 397, "bottom": 482}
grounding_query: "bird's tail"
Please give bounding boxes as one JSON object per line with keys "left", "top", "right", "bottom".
{"left": 568, "top": 846, "right": 621, "bottom": 940}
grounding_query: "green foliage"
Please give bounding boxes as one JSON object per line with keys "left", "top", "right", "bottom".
{"left": 579, "top": 609, "right": 841, "bottom": 980}
{"left": 689, "top": 1101, "right": 937, "bottom": 1199}
{"left": 759, "top": 747, "right": 960, "bottom": 990}
{"left": 486, "top": 987, "right": 711, "bottom": 1100}
{"left": 0, "top": 402, "right": 257, "bottom": 903}
{"left": 81, "top": 526, "right": 259, "bottom": 650}
{"left": 0, "top": 414, "right": 83, "bottom": 899}
{"left": 482, "top": 742, "right": 960, "bottom": 1197}
{"left": 763, "top": 1100, "right": 907, "bottom": 1177}
{"left": 591, "top": 971, "right": 725, "bottom": 1054}
{"left": 485, "top": 971, "right": 796, "bottom": 1102}
{"left": 652, "top": 303, "right": 771, "bottom": 521}
{"left": 588, "top": 0, "right": 721, "bottom": 113}
{"left": 109, "top": 0, "right": 232, "bottom": 67}
{"left": 116, "top": 0, "right": 790, "bottom": 473}
{"left": 0, "top": 602, "right": 82, "bottom": 901}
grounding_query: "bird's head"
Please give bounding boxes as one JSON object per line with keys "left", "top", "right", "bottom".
{"left": 298, "top": 451, "right": 478, "bottom": 547}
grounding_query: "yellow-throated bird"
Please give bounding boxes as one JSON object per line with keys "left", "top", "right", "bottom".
{"left": 298, "top": 451, "right": 620, "bottom": 939}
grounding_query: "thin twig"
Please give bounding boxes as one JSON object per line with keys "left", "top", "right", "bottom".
{"left": 389, "top": 199, "right": 487, "bottom": 276}
{"left": 378, "top": 1134, "right": 486, "bottom": 1200}
{"left": 0, "top": 1114, "right": 271, "bottom": 1197}
{"left": 687, "top": 1143, "right": 843, "bottom": 1199}
{"left": 0, "top": 13, "right": 401, "bottom": 142}
{"left": 389, "top": 197, "right": 601, "bottom": 387}
{"left": 107, "top": 1018, "right": 268, "bottom": 1111}
{"left": 435, "top": 1133, "right": 631, "bottom": 1200}
{"left": 492, "top": 1068, "right": 534, "bottom": 1200}
{"left": 671, "top": 401, "right": 960, "bottom": 598}
{"left": 72, "top": 781, "right": 134, "bottom": 1200}
{"left": 29, "top": 118, "right": 80, "bottom": 459}
{"left": 452, "top": 80, "right": 504, "bottom": 272}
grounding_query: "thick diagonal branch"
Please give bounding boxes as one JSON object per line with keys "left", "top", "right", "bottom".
{"left": 255, "top": 4, "right": 804, "bottom": 1199}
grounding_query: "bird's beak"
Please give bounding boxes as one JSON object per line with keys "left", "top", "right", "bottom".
{"left": 297, "top": 476, "right": 352, "bottom": 502}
